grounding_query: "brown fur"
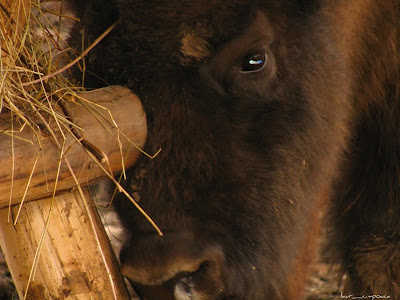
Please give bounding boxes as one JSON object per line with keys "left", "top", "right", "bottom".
{"left": 326, "top": 1, "right": 400, "bottom": 297}
{"left": 66, "top": 0, "right": 400, "bottom": 299}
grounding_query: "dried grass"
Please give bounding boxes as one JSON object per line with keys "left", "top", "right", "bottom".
{"left": 0, "top": 2, "right": 119, "bottom": 298}
{"left": 0, "top": 1, "right": 161, "bottom": 298}
{"left": 0, "top": 0, "right": 161, "bottom": 230}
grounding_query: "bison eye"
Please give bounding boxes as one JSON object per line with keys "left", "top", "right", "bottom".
{"left": 241, "top": 51, "right": 267, "bottom": 72}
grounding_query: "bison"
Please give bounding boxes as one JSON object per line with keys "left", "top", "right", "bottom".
{"left": 67, "top": 0, "right": 400, "bottom": 299}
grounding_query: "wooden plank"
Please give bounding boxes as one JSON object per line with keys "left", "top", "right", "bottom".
{"left": 0, "top": 2, "right": 146, "bottom": 299}
{"left": 0, "top": 85, "right": 147, "bottom": 208}
{"left": 0, "top": 188, "right": 130, "bottom": 299}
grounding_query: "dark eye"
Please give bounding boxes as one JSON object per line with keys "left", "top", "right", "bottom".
{"left": 241, "top": 52, "right": 267, "bottom": 72}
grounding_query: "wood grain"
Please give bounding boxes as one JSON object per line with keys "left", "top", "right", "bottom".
{"left": 0, "top": 85, "right": 147, "bottom": 208}
{"left": 0, "top": 188, "right": 130, "bottom": 299}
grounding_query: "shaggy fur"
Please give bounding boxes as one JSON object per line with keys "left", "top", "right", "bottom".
{"left": 67, "top": 0, "right": 400, "bottom": 299}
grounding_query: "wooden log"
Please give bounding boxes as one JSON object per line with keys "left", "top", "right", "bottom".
{"left": 0, "top": 85, "right": 147, "bottom": 208}
{"left": 0, "top": 85, "right": 147, "bottom": 300}
{"left": 0, "top": 1, "right": 148, "bottom": 299}
{"left": 0, "top": 188, "right": 130, "bottom": 300}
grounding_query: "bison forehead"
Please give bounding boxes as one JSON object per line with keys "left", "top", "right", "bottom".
{"left": 117, "top": 0, "right": 257, "bottom": 66}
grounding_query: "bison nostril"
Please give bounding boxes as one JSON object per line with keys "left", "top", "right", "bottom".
{"left": 120, "top": 234, "right": 225, "bottom": 298}
{"left": 174, "top": 276, "right": 194, "bottom": 300}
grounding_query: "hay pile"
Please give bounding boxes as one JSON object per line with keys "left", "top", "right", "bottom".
{"left": 0, "top": 3, "right": 149, "bottom": 299}
{"left": 0, "top": 0, "right": 81, "bottom": 147}
{"left": 0, "top": 2, "right": 84, "bottom": 298}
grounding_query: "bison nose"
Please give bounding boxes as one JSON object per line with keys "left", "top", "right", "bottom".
{"left": 119, "top": 232, "right": 225, "bottom": 299}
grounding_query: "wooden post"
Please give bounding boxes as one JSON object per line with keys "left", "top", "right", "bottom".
{"left": 0, "top": 86, "right": 147, "bottom": 207}
{"left": 0, "top": 1, "right": 148, "bottom": 298}
{"left": 0, "top": 86, "right": 147, "bottom": 300}
{"left": 0, "top": 189, "right": 128, "bottom": 300}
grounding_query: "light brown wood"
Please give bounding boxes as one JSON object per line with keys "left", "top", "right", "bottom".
{"left": 0, "top": 85, "right": 147, "bottom": 208}
{"left": 0, "top": 85, "right": 147, "bottom": 299}
{"left": 0, "top": 188, "right": 130, "bottom": 300}
{"left": 0, "top": 2, "right": 146, "bottom": 299}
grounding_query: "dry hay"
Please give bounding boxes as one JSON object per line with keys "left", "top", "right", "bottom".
{"left": 0, "top": 2, "right": 158, "bottom": 299}
{"left": 1, "top": 0, "right": 80, "bottom": 140}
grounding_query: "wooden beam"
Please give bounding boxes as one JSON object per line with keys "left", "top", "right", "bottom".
{"left": 0, "top": 2, "right": 147, "bottom": 299}
{"left": 0, "top": 188, "right": 131, "bottom": 300}
{"left": 0, "top": 85, "right": 147, "bottom": 208}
